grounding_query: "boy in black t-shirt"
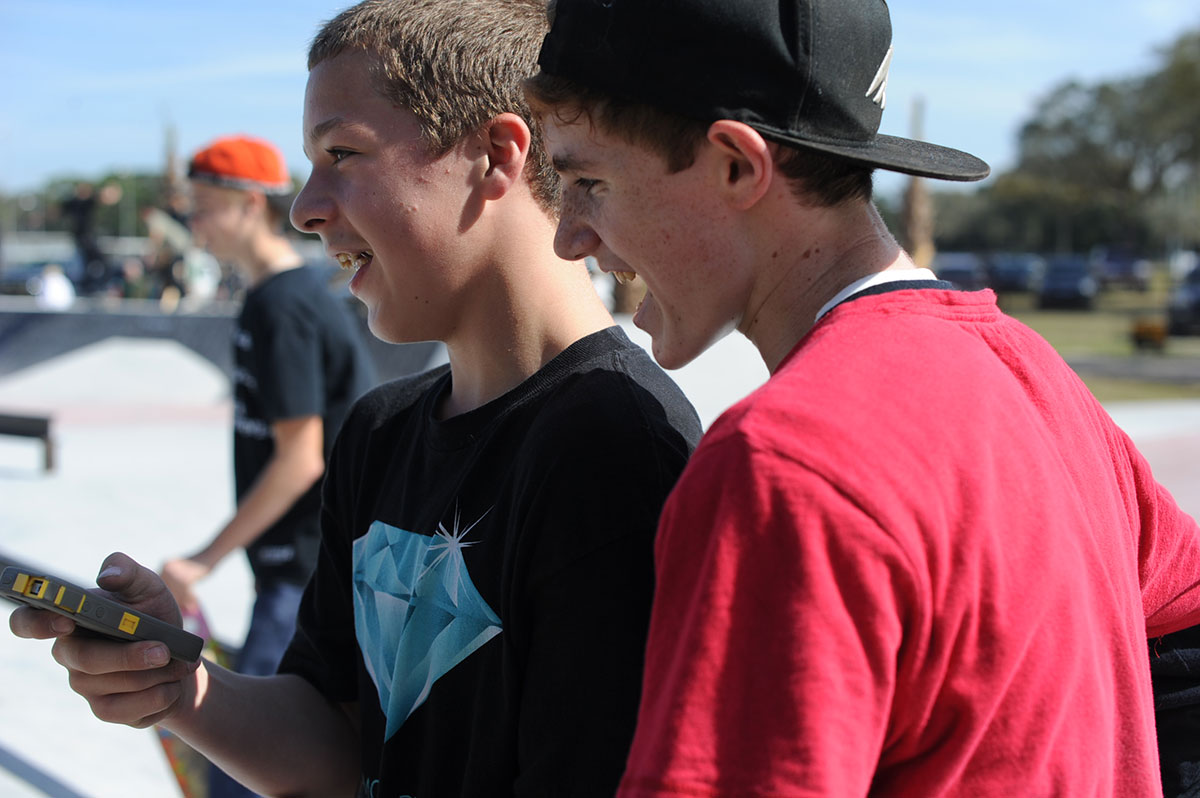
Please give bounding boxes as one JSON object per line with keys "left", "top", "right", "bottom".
{"left": 10, "top": 2, "right": 701, "bottom": 796}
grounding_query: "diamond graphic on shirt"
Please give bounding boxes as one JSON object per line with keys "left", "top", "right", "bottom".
{"left": 352, "top": 509, "right": 501, "bottom": 740}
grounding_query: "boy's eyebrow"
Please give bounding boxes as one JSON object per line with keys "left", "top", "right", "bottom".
{"left": 551, "top": 153, "right": 595, "bottom": 174}
{"left": 307, "top": 116, "right": 349, "bottom": 144}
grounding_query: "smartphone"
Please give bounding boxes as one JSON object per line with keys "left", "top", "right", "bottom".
{"left": 1, "top": 565, "right": 203, "bottom": 663}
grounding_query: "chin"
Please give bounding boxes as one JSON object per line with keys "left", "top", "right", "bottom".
{"left": 650, "top": 338, "right": 700, "bottom": 371}
{"left": 652, "top": 325, "right": 732, "bottom": 371}
{"left": 366, "top": 312, "right": 427, "bottom": 346}
{"left": 366, "top": 319, "right": 407, "bottom": 345}
{"left": 363, "top": 307, "right": 395, "bottom": 343}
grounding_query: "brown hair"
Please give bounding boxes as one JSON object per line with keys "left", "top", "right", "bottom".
{"left": 309, "top": 0, "right": 560, "bottom": 212}
{"left": 525, "top": 72, "right": 874, "bottom": 207}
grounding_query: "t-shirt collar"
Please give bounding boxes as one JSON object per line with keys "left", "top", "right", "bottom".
{"left": 814, "top": 268, "right": 938, "bottom": 323}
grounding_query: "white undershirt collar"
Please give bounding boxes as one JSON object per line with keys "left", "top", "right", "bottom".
{"left": 814, "top": 268, "right": 939, "bottom": 323}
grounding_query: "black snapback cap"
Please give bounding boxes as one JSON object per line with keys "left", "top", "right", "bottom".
{"left": 537, "top": 0, "right": 990, "bottom": 182}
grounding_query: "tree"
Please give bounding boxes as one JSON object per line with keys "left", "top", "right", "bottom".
{"left": 925, "top": 25, "right": 1200, "bottom": 257}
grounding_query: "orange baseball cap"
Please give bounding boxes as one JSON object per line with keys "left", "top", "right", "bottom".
{"left": 187, "top": 135, "right": 292, "bottom": 194}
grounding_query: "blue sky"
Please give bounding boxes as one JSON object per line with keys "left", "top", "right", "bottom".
{"left": 3, "top": 0, "right": 1199, "bottom": 199}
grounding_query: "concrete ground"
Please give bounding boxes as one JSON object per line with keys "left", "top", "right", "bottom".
{"left": 0, "top": 322, "right": 1196, "bottom": 797}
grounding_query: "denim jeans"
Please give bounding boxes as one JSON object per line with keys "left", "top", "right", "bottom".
{"left": 208, "top": 580, "right": 306, "bottom": 798}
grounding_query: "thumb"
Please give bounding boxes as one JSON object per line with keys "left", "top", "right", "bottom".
{"left": 95, "top": 552, "right": 161, "bottom": 604}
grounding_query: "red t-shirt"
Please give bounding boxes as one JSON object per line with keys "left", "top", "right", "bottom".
{"left": 620, "top": 289, "right": 1200, "bottom": 797}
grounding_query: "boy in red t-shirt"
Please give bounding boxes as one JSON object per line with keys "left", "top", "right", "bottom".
{"left": 527, "top": 1, "right": 1200, "bottom": 795}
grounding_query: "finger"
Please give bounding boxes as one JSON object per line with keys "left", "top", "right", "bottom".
{"left": 67, "top": 655, "right": 193, "bottom": 697}
{"left": 52, "top": 635, "right": 173, "bottom": 676}
{"left": 94, "top": 552, "right": 159, "bottom": 603}
{"left": 9, "top": 605, "right": 76, "bottom": 640}
{"left": 76, "top": 671, "right": 189, "bottom": 728}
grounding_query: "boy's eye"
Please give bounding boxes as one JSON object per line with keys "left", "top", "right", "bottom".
{"left": 327, "top": 148, "right": 354, "bottom": 163}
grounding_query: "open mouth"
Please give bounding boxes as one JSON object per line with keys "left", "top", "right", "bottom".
{"left": 613, "top": 270, "right": 637, "bottom": 285}
{"left": 336, "top": 250, "right": 373, "bottom": 272}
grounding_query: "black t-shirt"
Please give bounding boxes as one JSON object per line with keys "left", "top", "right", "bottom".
{"left": 233, "top": 265, "right": 376, "bottom": 585}
{"left": 279, "top": 327, "right": 702, "bottom": 797}
{"left": 61, "top": 194, "right": 97, "bottom": 241}
{"left": 1151, "top": 625, "right": 1200, "bottom": 797}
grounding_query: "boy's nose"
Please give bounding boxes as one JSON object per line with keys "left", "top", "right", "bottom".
{"left": 553, "top": 213, "right": 601, "bottom": 262}
{"left": 289, "top": 179, "right": 327, "bottom": 233}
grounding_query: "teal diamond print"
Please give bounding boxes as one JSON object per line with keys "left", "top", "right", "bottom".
{"left": 353, "top": 511, "right": 502, "bottom": 740}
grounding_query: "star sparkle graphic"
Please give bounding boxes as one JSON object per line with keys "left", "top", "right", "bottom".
{"left": 420, "top": 505, "right": 491, "bottom": 606}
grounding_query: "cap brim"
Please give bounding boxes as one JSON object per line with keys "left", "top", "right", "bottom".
{"left": 187, "top": 170, "right": 292, "bottom": 195}
{"left": 750, "top": 126, "right": 990, "bottom": 182}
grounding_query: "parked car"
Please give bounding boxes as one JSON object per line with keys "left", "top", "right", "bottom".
{"left": 986, "top": 252, "right": 1045, "bottom": 293}
{"left": 0, "top": 254, "right": 84, "bottom": 297}
{"left": 1167, "top": 266, "right": 1200, "bottom": 335}
{"left": 1093, "top": 249, "right": 1151, "bottom": 291}
{"left": 933, "top": 252, "right": 989, "bottom": 291}
{"left": 1037, "top": 255, "right": 1099, "bottom": 309}
{"left": 0, "top": 259, "right": 57, "bottom": 296}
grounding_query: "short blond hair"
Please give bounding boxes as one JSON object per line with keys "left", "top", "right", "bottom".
{"left": 309, "top": 0, "right": 559, "bottom": 212}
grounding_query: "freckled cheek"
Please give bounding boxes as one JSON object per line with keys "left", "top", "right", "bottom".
{"left": 352, "top": 194, "right": 414, "bottom": 245}
{"left": 618, "top": 188, "right": 669, "bottom": 249}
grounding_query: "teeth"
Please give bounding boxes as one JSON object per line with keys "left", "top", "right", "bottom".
{"left": 613, "top": 270, "right": 637, "bottom": 285}
{"left": 336, "top": 251, "right": 372, "bottom": 271}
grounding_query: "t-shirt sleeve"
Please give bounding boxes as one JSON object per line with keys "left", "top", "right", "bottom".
{"left": 1131, "top": 436, "right": 1200, "bottom": 637}
{"left": 246, "top": 295, "right": 325, "bottom": 422}
{"left": 619, "top": 432, "right": 917, "bottom": 797}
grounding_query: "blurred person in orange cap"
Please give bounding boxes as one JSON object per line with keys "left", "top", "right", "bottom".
{"left": 162, "top": 133, "right": 377, "bottom": 798}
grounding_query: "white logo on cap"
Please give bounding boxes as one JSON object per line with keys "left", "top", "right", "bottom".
{"left": 867, "top": 46, "right": 894, "bottom": 109}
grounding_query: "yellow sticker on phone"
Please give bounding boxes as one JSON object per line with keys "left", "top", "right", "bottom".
{"left": 119, "top": 612, "right": 140, "bottom": 634}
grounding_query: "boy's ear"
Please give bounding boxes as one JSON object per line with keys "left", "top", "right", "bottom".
{"left": 478, "top": 113, "right": 532, "bottom": 201}
{"left": 705, "top": 120, "right": 774, "bottom": 210}
{"left": 243, "top": 189, "right": 268, "bottom": 218}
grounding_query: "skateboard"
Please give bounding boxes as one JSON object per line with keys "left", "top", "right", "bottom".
{"left": 155, "top": 605, "right": 240, "bottom": 798}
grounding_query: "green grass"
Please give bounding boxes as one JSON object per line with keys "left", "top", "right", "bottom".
{"left": 1064, "top": 375, "right": 1200, "bottom": 402}
{"left": 995, "top": 269, "right": 1200, "bottom": 402}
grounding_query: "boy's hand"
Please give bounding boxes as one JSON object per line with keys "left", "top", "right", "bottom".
{"left": 160, "top": 556, "right": 209, "bottom": 613}
{"left": 8, "top": 552, "right": 200, "bottom": 729}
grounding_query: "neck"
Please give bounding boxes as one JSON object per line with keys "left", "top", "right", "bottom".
{"left": 438, "top": 220, "right": 614, "bottom": 419}
{"left": 239, "top": 233, "right": 303, "bottom": 285}
{"left": 740, "top": 200, "right": 909, "bottom": 373}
